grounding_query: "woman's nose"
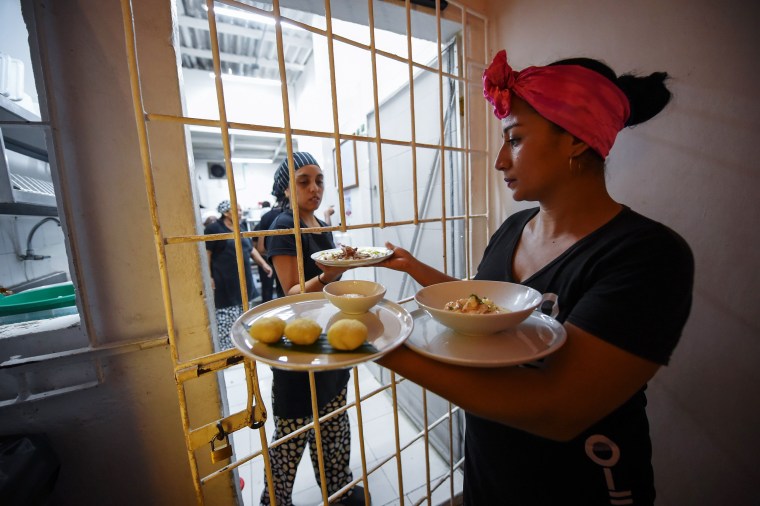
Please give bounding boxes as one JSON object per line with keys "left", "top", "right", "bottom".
{"left": 494, "top": 144, "right": 510, "bottom": 171}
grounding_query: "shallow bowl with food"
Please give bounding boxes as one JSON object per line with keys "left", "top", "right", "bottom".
{"left": 414, "top": 280, "right": 544, "bottom": 335}
{"left": 324, "top": 280, "right": 386, "bottom": 314}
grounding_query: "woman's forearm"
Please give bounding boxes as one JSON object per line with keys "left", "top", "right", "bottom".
{"left": 404, "top": 256, "right": 459, "bottom": 286}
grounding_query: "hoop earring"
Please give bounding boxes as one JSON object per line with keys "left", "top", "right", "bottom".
{"left": 569, "top": 157, "right": 582, "bottom": 174}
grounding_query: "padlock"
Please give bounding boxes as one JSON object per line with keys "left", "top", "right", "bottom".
{"left": 210, "top": 434, "right": 232, "bottom": 463}
{"left": 210, "top": 423, "right": 233, "bottom": 463}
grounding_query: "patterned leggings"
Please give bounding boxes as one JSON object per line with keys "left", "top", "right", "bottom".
{"left": 215, "top": 304, "right": 246, "bottom": 351}
{"left": 260, "top": 387, "right": 352, "bottom": 506}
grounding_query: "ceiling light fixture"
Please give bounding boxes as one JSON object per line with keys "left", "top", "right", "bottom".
{"left": 231, "top": 157, "right": 274, "bottom": 164}
{"left": 208, "top": 72, "right": 281, "bottom": 86}
{"left": 202, "top": 4, "right": 275, "bottom": 25}
{"left": 188, "top": 126, "right": 285, "bottom": 139}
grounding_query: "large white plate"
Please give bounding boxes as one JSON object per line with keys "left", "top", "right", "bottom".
{"left": 231, "top": 293, "right": 413, "bottom": 370}
{"left": 310, "top": 246, "right": 393, "bottom": 267}
{"left": 406, "top": 309, "right": 566, "bottom": 367}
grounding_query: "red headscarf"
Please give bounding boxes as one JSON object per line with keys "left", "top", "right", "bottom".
{"left": 483, "top": 50, "right": 630, "bottom": 158}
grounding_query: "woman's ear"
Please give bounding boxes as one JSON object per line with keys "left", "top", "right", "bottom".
{"left": 568, "top": 135, "right": 592, "bottom": 159}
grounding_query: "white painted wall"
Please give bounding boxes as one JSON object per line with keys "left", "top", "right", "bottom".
{"left": 485, "top": 1, "right": 760, "bottom": 504}
{"left": 0, "top": 215, "right": 68, "bottom": 288}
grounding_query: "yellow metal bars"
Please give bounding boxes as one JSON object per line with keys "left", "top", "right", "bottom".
{"left": 121, "top": 0, "right": 491, "bottom": 503}
{"left": 367, "top": 0, "right": 387, "bottom": 228}
{"left": 323, "top": 0, "right": 349, "bottom": 233}
{"left": 435, "top": 0, "right": 449, "bottom": 278}
{"left": 205, "top": 0, "right": 251, "bottom": 314}
{"left": 461, "top": 5, "right": 472, "bottom": 280}
{"left": 405, "top": 0, "right": 421, "bottom": 225}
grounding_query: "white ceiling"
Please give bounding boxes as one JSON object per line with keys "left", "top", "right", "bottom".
{"left": 177, "top": 0, "right": 460, "bottom": 165}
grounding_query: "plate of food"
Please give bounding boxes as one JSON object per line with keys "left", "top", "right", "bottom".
{"left": 311, "top": 245, "right": 393, "bottom": 267}
{"left": 230, "top": 292, "right": 413, "bottom": 370}
{"left": 406, "top": 308, "right": 566, "bottom": 367}
{"left": 414, "top": 280, "right": 547, "bottom": 335}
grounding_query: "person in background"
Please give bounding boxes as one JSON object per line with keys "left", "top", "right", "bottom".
{"left": 366, "top": 50, "right": 694, "bottom": 505}
{"left": 323, "top": 204, "right": 335, "bottom": 226}
{"left": 260, "top": 152, "right": 366, "bottom": 506}
{"left": 205, "top": 200, "right": 272, "bottom": 350}
{"left": 254, "top": 192, "right": 285, "bottom": 303}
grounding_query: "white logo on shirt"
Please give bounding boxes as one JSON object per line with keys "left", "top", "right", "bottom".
{"left": 585, "top": 434, "right": 633, "bottom": 505}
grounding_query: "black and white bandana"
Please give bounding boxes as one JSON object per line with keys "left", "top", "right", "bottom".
{"left": 272, "top": 152, "right": 320, "bottom": 202}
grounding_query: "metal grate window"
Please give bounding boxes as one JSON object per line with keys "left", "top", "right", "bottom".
{"left": 119, "top": 0, "right": 488, "bottom": 503}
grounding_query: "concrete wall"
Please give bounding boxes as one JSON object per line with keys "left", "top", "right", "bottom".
{"left": 484, "top": 1, "right": 760, "bottom": 504}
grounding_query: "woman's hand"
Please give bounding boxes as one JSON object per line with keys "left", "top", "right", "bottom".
{"left": 261, "top": 262, "right": 274, "bottom": 278}
{"left": 315, "top": 262, "right": 349, "bottom": 283}
{"left": 376, "top": 241, "right": 458, "bottom": 287}
{"left": 376, "top": 241, "right": 415, "bottom": 272}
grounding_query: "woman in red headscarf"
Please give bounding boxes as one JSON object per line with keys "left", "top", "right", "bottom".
{"left": 372, "top": 51, "right": 694, "bottom": 505}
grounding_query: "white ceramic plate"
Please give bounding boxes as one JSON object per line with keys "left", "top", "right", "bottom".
{"left": 231, "top": 293, "right": 413, "bottom": 370}
{"left": 406, "top": 309, "right": 566, "bottom": 367}
{"left": 311, "top": 246, "right": 393, "bottom": 267}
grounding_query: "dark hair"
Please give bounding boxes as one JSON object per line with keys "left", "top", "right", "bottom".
{"left": 549, "top": 58, "right": 672, "bottom": 127}
{"left": 271, "top": 181, "right": 287, "bottom": 207}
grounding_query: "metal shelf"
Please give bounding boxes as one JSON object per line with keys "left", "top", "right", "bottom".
{"left": 0, "top": 95, "right": 47, "bottom": 160}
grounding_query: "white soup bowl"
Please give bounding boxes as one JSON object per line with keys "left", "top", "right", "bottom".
{"left": 414, "top": 280, "right": 544, "bottom": 335}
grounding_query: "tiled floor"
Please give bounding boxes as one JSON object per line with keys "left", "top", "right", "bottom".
{"left": 223, "top": 362, "right": 463, "bottom": 506}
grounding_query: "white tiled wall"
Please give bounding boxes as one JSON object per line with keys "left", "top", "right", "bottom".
{"left": 0, "top": 214, "right": 69, "bottom": 289}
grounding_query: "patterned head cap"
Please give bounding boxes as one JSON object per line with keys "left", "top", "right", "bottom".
{"left": 272, "top": 152, "right": 320, "bottom": 200}
{"left": 217, "top": 200, "right": 231, "bottom": 214}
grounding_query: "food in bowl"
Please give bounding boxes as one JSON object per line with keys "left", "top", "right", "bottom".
{"left": 327, "top": 319, "right": 368, "bottom": 350}
{"left": 248, "top": 316, "right": 286, "bottom": 343}
{"left": 444, "top": 294, "right": 507, "bottom": 314}
{"left": 284, "top": 318, "right": 322, "bottom": 345}
{"left": 415, "top": 280, "right": 544, "bottom": 335}
{"left": 323, "top": 280, "right": 386, "bottom": 314}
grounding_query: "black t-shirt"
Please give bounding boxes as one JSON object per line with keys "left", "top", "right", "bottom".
{"left": 267, "top": 210, "right": 350, "bottom": 419}
{"left": 204, "top": 220, "right": 255, "bottom": 308}
{"left": 464, "top": 207, "right": 694, "bottom": 505}
{"left": 253, "top": 206, "right": 283, "bottom": 247}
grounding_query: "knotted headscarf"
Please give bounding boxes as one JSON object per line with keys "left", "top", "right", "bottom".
{"left": 272, "top": 151, "right": 320, "bottom": 202}
{"left": 483, "top": 50, "right": 630, "bottom": 158}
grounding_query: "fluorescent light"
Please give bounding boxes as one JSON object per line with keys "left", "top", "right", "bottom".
{"left": 208, "top": 72, "right": 281, "bottom": 86}
{"left": 233, "top": 130, "right": 284, "bottom": 139}
{"left": 203, "top": 4, "right": 274, "bottom": 25}
{"left": 188, "top": 126, "right": 285, "bottom": 139}
{"left": 231, "top": 157, "right": 274, "bottom": 164}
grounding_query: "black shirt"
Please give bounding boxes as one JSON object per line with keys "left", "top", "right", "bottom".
{"left": 464, "top": 207, "right": 694, "bottom": 505}
{"left": 266, "top": 210, "right": 350, "bottom": 418}
{"left": 254, "top": 206, "right": 283, "bottom": 248}
{"left": 204, "top": 219, "right": 255, "bottom": 308}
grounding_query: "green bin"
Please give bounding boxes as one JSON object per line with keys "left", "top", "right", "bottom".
{"left": 0, "top": 282, "right": 77, "bottom": 324}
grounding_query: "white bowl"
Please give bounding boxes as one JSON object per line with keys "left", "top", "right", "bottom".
{"left": 414, "top": 280, "right": 544, "bottom": 335}
{"left": 324, "top": 280, "right": 386, "bottom": 314}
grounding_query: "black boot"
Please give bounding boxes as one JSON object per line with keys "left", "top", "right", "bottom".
{"left": 336, "top": 485, "right": 370, "bottom": 505}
